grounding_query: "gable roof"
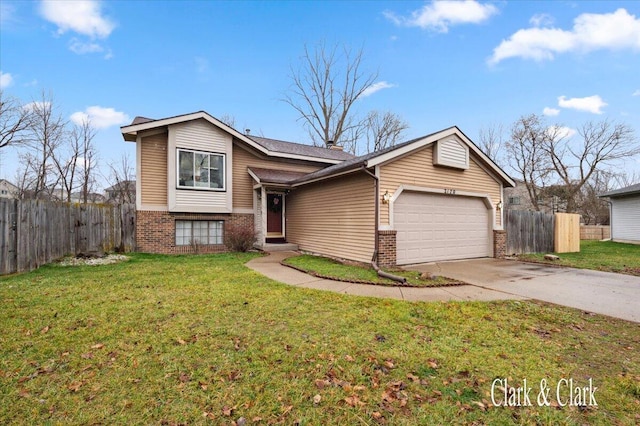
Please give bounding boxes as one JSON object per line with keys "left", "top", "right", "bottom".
{"left": 121, "top": 111, "right": 351, "bottom": 165}
{"left": 600, "top": 183, "right": 640, "bottom": 198}
{"left": 250, "top": 136, "right": 353, "bottom": 161}
{"left": 290, "top": 126, "right": 515, "bottom": 187}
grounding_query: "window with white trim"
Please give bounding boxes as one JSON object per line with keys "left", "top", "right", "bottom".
{"left": 175, "top": 220, "right": 224, "bottom": 245}
{"left": 177, "top": 149, "right": 225, "bottom": 190}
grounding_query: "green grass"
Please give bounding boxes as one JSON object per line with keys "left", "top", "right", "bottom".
{"left": 1, "top": 252, "right": 639, "bottom": 425}
{"left": 283, "top": 254, "right": 462, "bottom": 287}
{"left": 518, "top": 240, "right": 640, "bottom": 275}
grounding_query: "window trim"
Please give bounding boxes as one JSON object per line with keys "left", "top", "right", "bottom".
{"left": 176, "top": 148, "right": 226, "bottom": 192}
{"left": 175, "top": 220, "right": 224, "bottom": 246}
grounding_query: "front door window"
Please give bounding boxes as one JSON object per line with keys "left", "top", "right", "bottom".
{"left": 266, "top": 193, "right": 284, "bottom": 236}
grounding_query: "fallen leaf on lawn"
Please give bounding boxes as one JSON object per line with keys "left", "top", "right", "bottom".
{"left": 236, "top": 417, "right": 247, "bottom": 426}
{"left": 372, "top": 411, "right": 383, "bottom": 420}
{"left": 428, "top": 360, "right": 438, "bottom": 369}
{"left": 81, "top": 352, "right": 93, "bottom": 359}
{"left": 353, "top": 385, "right": 366, "bottom": 392}
{"left": 67, "top": 381, "right": 84, "bottom": 392}
{"left": 471, "top": 401, "right": 486, "bottom": 410}
{"left": 281, "top": 405, "right": 293, "bottom": 415}
{"left": 222, "top": 406, "right": 234, "bottom": 416}
{"left": 313, "top": 394, "right": 321, "bottom": 405}
{"left": 178, "top": 372, "right": 190, "bottom": 383}
{"left": 315, "top": 379, "right": 331, "bottom": 389}
{"left": 176, "top": 338, "right": 186, "bottom": 345}
{"left": 344, "top": 395, "right": 364, "bottom": 407}
{"left": 383, "top": 360, "right": 395, "bottom": 369}
{"left": 199, "top": 381, "right": 208, "bottom": 390}
{"left": 406, "top": 373, "right": 419, "bottom": 382}
{"left": 251, "top": 417, "right": 263, "bottom": 422}
{"left": 202, "top": 411, "right": 215, "bottom": 419}
{"left": 344, "top": 355, "right": 354, "bottom": 362}
{"left": 40, "top": 326, "right": 50, "bottom": 334}
{"left": 91, "top": 343, "right": 104, "bottom": 350}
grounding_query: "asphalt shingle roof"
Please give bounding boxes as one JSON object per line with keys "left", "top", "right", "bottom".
{"left": 600, "top": 183, "right": 640, "bottom": 197}
{"left": 247, "top": 168, "right": 309, "bottom": 185}
{"left": 249, "top": 136, "right": 355, "bottom": 162}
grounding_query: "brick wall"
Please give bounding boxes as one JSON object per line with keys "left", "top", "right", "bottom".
{"left": 377, "top": 230, "right": 397, "bottom": 267}
{"left": 136, "top": 210, "right": 253, "bottom": 254}
{"left": 493, "top": 229, "right": 506, "bottom": 258}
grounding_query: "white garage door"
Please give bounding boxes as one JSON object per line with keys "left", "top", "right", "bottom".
{"left": 395, "top": 192, "right": 491, "bottom": 265}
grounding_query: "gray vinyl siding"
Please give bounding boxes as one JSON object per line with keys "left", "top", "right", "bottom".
{"left": 611, "top": 195, "right": 640, "bottom": 242}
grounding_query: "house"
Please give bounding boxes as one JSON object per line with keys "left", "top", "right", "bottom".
{"left": 121, "top": 111, "right": 515, "bottom": 266}
{"left": 105, "top": 180, "right": 136, "bottom": 204}
{"left": 0, "top": 179, "right": 18, "bottom": 199}
{"left": 600, "top": 183, "right": 640, "bottom": 244}
{"left": 504, "top": 180, "right": 567, "bottom": 214}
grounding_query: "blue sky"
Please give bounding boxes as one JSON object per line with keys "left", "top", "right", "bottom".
{"left": 1, "top": 0, "right": 639, "bottom": 187}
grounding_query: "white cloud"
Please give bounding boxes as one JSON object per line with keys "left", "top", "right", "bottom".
{"left": 543, "top": 107, "right": 560, "bottom": 116}
{"left": 23, "top": 101, "right": 51, "bottom": 112}
{"left": 361, "top": 81, "right": 397, "bottom": 98}
{"left": 384, "top": 0, "right": 498, "bottom": 33}
{"left": 633, "top": 89, "right": 640, "bottom": 96}
{"left": 39, "top": 0, "right": 115, "bottom": 38}
{"left": 548, "top": 125, "right": 576, "bottom": 140}
{"left": 69, "top": 38, "right": 104, "bottom": 54}
{"left": 529, "top": 13, "right": 554, "bottom": 27}
{"left": 558, "top": 95, "right": 607, "bottom": 114}
{"left": 0, "top": 71, "right": 13, "bottom": 89}
{"left": 489, "top": 8, "right": 640, "bottom": 64}
{"left": 70, "top": 106, "right": 130, "bottom": 129}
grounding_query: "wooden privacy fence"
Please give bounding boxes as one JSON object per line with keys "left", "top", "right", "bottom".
{"left": 580, "top": 225, "right": 610, "bottom": 240}
{"left": 506, "top": 210, "right": 555, "bottom": 255}
{"left": 0, "top": 199, "right": 135, "bottom": 275}
{"left": 506, "top": 210, "right": 581, "bottom": 255}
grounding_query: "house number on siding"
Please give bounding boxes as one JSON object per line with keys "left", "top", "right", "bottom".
{"left": 444, "top": 188, "right": 456, "bottom": 195}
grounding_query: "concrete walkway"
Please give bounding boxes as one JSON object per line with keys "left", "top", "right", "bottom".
{"left": 245, "top": 251, "right": 524, "bottom": 302}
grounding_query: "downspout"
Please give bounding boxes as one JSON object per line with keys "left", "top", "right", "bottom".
{"left": 360, "top": 166, "right": 407, "bottom": 284}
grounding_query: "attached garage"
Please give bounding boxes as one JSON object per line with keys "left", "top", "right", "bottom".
{"left": 394, "top": 191, "right": 492, "bottom": 265}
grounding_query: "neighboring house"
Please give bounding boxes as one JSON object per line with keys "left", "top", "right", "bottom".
{"left": 0, "top": 179, "right": 18, "bottom": 199}
{"left": 600, "top": 183, "right": 640, "bottom": 244}
{"left": 105, "top": 180, "right": 136, "bottom": 204}
{"left": 121, "top": 111, "right": 515, "bottom": 266}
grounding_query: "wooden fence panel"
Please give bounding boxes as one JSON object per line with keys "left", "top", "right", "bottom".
{"left": 555, "top": 213, "right": 580, "bottom": 253}
{"left": 0, "top": 199, "right": 18, "bottom": 274}
{"left": 0, "top": 200, "right": 135, "bottom": 275}
{"left": 580, "top": 225, "right": 610, "bottom": 240}
{"left": 506, "top": 210, "right": 555, "bottom": 255}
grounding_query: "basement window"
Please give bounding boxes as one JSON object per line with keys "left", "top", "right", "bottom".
{"left": 175, "top": 220, "right": 223, "bottom": 245}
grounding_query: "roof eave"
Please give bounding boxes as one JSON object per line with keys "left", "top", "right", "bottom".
{"left": 121, "top": 111, "right": 343, "bottom": 164}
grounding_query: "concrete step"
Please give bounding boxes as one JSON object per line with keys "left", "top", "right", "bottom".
{"left": 259, "top": 243, "right": 299, "bottom": 252}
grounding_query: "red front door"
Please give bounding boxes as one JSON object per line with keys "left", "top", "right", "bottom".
{"left": 266, "top": 193, "right": 284, "bottom": 236}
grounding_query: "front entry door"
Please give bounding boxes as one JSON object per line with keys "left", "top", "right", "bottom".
{"left": 266, "top": 193, "right": 284, "bottom": 237}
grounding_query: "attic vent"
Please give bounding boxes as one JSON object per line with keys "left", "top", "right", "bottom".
{"left": 433, "top": 138, "right": 469, "bottom": 170}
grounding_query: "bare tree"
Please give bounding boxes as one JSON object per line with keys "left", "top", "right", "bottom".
{"left": 505, "top": 114, "right": 554, "bottom": 211}
{"left": 23, "top": 92, "right": 67, "bottom": 199}
{"left": 613, "top": 171, "right": 640, "bottom": 188}
{"left": 283, "top": 42, "right": 378, "bottom": 148}
{"left": 478, "top": 123, "right": 505, "bottom": 167}
{"left": 545, "top": 120, "right": 638, "bottom": 212}
{"left": 218, "top": 114, "right": 236, "bottom": 129}
{"left": 0, "top": 91, "right": 33, "bottom": 149}
{"left": 364, "top": 110, "right": 408, "bottom": 153}
{"left": 106, "top": 153, "right": 136, "bottom": 204}
{"left": 74, "top": 119, "right": 98, "bottom": 203}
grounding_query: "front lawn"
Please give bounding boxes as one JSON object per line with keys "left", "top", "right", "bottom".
{"left": 1, "top": 253, "right": 639, "bottom": 425}
{"left": 518, "top": 240, "right": 640, "bottom": 275}
{"left": 283, "top": 254, "right": 462, "bottom": 287}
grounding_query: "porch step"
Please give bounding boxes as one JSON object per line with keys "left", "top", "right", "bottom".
{"left": 260, "top": 243, "right": 299, "bottom": 252}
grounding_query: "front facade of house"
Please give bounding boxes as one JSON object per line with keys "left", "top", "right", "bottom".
{"left": 121, "top": 111, "right": 514, "bottom": 266}
{"left": 600, "top": 183, "right": 640, "bottom": 244}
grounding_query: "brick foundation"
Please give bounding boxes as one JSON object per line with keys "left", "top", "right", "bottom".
{"left": 493, "top": 229, "right": 507, "bottom": 258}
{"left": 377, "top": 230, "right": 397, "bottom": 267}
{"left": 136, "top": 210, "right": 254, "bottom": 254}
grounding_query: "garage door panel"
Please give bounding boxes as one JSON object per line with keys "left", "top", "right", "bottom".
{"left": 396, "top": 192, "right": 491, "bottom": 264}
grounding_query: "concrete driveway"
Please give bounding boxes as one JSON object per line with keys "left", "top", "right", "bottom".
{"left": 405, "top": 259, "right": 640, "bottom": 323}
